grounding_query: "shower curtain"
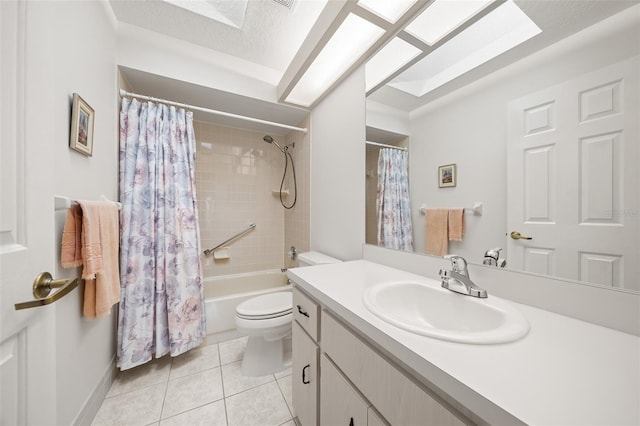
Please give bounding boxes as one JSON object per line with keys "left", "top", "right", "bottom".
{"left": 118, "top": 98, "right": 205, "bottom": 370}
{"left": 376, "top": 148, "right": 414, "bottom": 251}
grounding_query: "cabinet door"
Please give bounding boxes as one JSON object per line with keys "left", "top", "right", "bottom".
{"left": 367, "top": 408, "right": 389, "bottom": 426}
{"left": 321, "top": 355, "right": 369, "bottom": 426}
{"left": 292, "top": 321, "right": 319, "bottom": 426}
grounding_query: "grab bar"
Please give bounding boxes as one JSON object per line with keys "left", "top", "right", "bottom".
{"left": 204, "top": 222, "right": 256, "bottom": 256}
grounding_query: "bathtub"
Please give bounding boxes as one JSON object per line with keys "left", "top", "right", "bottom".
{"left": 204, "top": 269, "right": 291, "bottom": 335}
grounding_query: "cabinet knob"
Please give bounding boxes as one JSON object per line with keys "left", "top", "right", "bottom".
{"left": 349, "top": 417, "right": 354, "bottom": 426}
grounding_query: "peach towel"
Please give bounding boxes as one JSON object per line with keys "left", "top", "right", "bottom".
{"left": 60, "top": 201, "right": 120, "bottom": 318}
{"left": 61, "top": 204, "right": 83, "bottom": 268}
{"left": 448, "top": 208, "right": 465, "bottom": 241}
{"left": 425, "top": 209, "right": 449, "bottom": 256}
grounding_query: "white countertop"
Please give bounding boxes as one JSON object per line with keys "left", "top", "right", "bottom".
{"left": 288, "top": 260, "right": 640, "bottom": 426}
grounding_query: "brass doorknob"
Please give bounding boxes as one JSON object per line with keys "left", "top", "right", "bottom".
{"left": 510, "top": 231, "right": 533, "bottom": 240}
{"left": 14, "top": 272, "right": 80, "bottom": 310}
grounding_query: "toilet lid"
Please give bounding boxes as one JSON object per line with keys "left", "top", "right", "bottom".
{"left": 236, "top": 292, "right": 292, "bottom": 319}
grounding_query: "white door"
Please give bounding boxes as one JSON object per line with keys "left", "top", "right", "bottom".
{"left": 1, "top": 1, "right": 58, "bottom": 423}
{"left": 507, "top": 57, "right": 639, "bottom": 290}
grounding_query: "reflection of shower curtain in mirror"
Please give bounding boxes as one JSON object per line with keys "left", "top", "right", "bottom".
{"left": 376, "top": 148, "right": 413, "bottom": 251}
{"left": 118, "top": 98, "right": 205, "bottom": 370}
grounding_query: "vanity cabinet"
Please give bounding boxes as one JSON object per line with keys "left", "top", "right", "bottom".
{"left": 292, "top": 322, "right": 318, "bottom": 426}
{"left": 322, "top": 311, "right": 467, "bottom": 426}
{"left": 367, "top": 408, "right": 388, "bottom": 426}
{"left": 291, "top": 287, "right": 320, "bottom": 426}
{"left": 293, "top": 286, "right": 320, "bottom": 340}
{"left": 292, "top": 285, "right": 468, "bottom": 426}
{"left": 320, "top": 355, "right": 369, "bottom": 426}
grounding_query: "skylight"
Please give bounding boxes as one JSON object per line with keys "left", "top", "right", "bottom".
{"left": 388, "top": 0, "right": 542, "bottom": 97}
{"left": 405, "top": 0, "right": 494, "bottom": 46}
{"left": 357, "top": 0, "right": 418, "bottom": 24}
{"left": 365, "top": 37, "right": 422, "bottom": 92}
{"left": 285, "top": 13, "right": 385, "bottom": 107}
{"left": 161, "top": 0, "right": 248, "bottom": 29}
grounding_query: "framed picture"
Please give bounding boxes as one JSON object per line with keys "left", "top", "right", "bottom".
{"left": 438, "top": 163, "right": 456, "bottom": 188}
{"left": 69, "top": 93, "right": 94, "bottom": 156}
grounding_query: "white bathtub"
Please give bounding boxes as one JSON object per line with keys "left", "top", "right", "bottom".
{"left": 204, "top": 269, "right": 291, "bottom": 335}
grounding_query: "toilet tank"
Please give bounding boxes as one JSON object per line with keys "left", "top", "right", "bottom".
{"left": 297, "top": 251, "right": 342, "bottom": 267}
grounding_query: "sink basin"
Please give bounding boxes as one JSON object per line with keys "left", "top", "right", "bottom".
{"left": 363, "top": 281, "right": 529, "bottom": 344}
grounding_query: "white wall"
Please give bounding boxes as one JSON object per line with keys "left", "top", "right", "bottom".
{"left": 310, "top": 67, "right": 366, "bottom": 261}
{"left": 25, "top": 1, "right": 119, "bottom": 424}
{"left": 117, "top": 23, "right": 278, "bottom": 103}
{"left": 366, "top": 99, "right": 411, "bottom": 136}
{"left": 409, "top": 7, "right": 640, "bottom": 263}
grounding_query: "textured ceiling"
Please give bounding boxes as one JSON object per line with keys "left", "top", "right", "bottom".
{"left": 109, "top": 0, "right": 326, "bottom": 73}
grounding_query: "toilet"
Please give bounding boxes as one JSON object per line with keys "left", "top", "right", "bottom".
{"left": 235, "top": 251, "right": 341, "bottom": 376}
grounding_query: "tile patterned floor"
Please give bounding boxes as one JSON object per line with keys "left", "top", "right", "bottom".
{"left": 92, "top": 333, "right": 295, "bottom": 426}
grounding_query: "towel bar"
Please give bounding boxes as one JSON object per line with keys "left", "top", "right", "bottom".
{"left": 54, "top": 195, "right": 122, "bottom": 211}
{"left": 419, "top": 202, "right": 483, "bottom": 216}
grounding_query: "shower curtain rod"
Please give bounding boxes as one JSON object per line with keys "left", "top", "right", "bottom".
{"left": 119, "top": 89, "right": 308, "bottom": 134}
{"left": 366, "top": 141, "right": 407, "bottom": 151}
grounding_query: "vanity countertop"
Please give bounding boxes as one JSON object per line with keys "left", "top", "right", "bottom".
{"left": 287, "top": 260, "right": 640, "bottom": 425}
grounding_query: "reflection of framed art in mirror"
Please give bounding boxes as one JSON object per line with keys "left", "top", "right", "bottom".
{"left": 438, "top": 163, "right": 456, "bottom": 188}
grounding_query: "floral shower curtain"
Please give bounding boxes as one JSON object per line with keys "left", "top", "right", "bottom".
{"left": 118, "top": 98, "right": 205, "bottom": 370}
{"left": 376, "top": 148, "right": 414, "bottom": 251}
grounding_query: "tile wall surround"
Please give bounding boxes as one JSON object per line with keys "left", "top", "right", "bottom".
{"left": 194, "top": 121, "right": 310, "bottom": 278}
{"left": 284, "top": 116, "right": 311, "bottom": 269}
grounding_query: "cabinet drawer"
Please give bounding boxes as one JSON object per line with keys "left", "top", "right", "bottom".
{"left": 293, "top": 287, "right": 320, "bottom": 341}
{"left": 292, "top": 321, "right": 319, "bottom": 426}
{"left": 322, "top": 311, "right": 467, "bottom": 426}
{"left": 321, "top": 355, "right": 369, "bottom": 426}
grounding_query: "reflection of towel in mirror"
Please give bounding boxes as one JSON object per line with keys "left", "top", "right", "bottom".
{"left": 61, "top": 201, "right": 120, "bottom": 318}
{"left": 425, "top": 209, "right": 449, "bottom": 256}
{"left": 448, "top": 208, "right": 465, "bottom": 241}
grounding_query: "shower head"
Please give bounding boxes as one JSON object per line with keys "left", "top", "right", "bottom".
{"left": 262, "top": 135, "right": 286, "bottom": 153}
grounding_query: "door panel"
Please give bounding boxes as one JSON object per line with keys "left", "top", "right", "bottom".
{"left": 524, "top": 144, "right": 555, "bottom": 222}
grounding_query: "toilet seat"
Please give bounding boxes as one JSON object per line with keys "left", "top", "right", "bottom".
{"left": 236, "top": 292, "right": 292, "bottom": 320}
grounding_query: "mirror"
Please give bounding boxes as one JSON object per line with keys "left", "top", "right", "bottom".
{"left": 365, "top": 2, "right": 640, "bottom": 293}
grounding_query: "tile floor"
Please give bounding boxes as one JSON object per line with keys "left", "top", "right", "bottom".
{"left": 92, "top": 332, "right": 296, "bottom": 426}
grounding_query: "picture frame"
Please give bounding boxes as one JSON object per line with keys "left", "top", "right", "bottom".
{"left": 438, "top": 163, "right": 456, "bottom": 188}
{"left": 69, "top": 93, "right": 94, "bottom": 156}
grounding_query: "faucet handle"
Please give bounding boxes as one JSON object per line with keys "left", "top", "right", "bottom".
{"left": 484, "top": 248, "right": 503, "bottom": 260}
{"left": 443, "top": 255, "right": 468, "bottom": 273}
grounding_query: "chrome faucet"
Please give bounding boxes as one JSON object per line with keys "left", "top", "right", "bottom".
{"left": 439, "top": 255, "right": 488, "bottom": 298}
{"left": 483, "top": 248, "right": 507, "bottom": 268}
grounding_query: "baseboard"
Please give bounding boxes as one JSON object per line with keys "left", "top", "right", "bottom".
{"left": 73, "top": 355, "right": 118, "bottom": 426}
